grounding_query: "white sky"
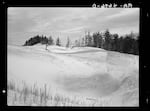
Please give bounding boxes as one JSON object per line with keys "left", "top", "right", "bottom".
{"left": 8, "top": 7, "right": 139, "bottom": 46}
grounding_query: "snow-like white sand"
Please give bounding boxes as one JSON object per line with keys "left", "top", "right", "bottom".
{"left": 7, "top": 44, "right": 139, "bottom": 106}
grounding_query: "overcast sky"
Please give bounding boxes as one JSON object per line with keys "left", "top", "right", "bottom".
{"left": 8, "top": 8, "right": 139, "bottom": 46}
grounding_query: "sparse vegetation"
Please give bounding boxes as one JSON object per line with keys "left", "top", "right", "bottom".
{"left": 7, "top": 80, "right": 117, "bottom": 106}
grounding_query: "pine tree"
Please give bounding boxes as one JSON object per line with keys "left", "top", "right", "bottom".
{"left": 92, "top": 32, "right": 103, "bottom": 48}
{"left": 103, "top": 29, "right": 111, "bottom": 50}
{"left": 56, "top": 37, "right": 61, "bottom": 46}
{"left": 112, "top": 34, "right": 119, "bottom": 51}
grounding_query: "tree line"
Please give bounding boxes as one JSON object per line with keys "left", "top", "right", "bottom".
{"left": 23, "top": 29, "right": 139, "bottom": 55}
{"left": 73, "top": 29, "right": 139, "bottom": 55}
{"left": 23, "top": 35, "right": 61, "bottom": 46}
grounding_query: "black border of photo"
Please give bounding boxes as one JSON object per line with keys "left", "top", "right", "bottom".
{"left": 1, "top": 0, "right": 149, "bottom": 111}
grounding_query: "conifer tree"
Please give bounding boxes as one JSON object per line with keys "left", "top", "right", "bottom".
{"left": 56, "top": 37, "right": 61, "bottom": 46}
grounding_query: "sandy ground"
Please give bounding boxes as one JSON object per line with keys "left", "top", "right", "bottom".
{"left": 7, "top": 44, "right": 139, "bottom": 106}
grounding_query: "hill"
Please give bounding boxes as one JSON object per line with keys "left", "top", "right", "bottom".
{"left": 7, "top": 44, "right": 139, "bottom": 106}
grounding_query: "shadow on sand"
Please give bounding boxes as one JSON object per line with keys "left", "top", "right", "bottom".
{"left": 59, "top": 73, "right": 121, "bottom": 97}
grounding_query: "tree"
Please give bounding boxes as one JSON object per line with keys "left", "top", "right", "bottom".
{"left": 75, "top": 39, "right": 81, "bottom": 47}
{"left": 103, "top": 29, "right": 111, "bottom": 50}
{"left": 66, "top": 37, "right": 70, "bottom": 48}
{"left": 84, "top": 31, "right": 87, "bottom": 46}
{"left": 41, "top": 35, "right": 48, "bottom": 44}
{"left": 111, "top": 34, "right": 119, "bottom": 51}
{"left": 56, "top": 37, "right": 61, "bottom": 46}
{"left": 92, "top": 32, "right": 103, "bottom": 48}
{"left": 81, "top": 37, "right": 85, "bottom": 47}
{"left": 88, "top": 31, "right": 93, "bottom": 46}
{"left": 85, "top": 31, "right": 93, "bottom": 47}
{"left": 85, "top": 36, "right": 88, "bottom": 46}
{"left": 75, "top": 40, "right": 78, "bottom": 47}
{"left": 48, "top": 36, "right": 54, "bottom": 45}
{"left": 23, "top": 35, "right": 54, "bottom": 46}
{"left": 117, "top": 36, "right": 124, "bottom": 53}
